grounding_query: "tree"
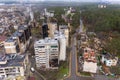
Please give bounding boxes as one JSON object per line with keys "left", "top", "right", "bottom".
{"left": 105, "top": 38, "right": 120, "bottom": 55}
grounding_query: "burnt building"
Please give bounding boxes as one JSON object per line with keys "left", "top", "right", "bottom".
{"left": 42, "top": 24, "right": 49, "bottom": 38}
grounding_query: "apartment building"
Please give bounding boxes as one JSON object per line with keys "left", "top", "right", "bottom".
{"left": 34, "top": 38, "right": 59, "bottom": 69}
{"left": 54, "top": 31, "right": 66, "bottom": 61}
{"left": 0, "top": 54, "right": 29, "bottom": 80}
{"left": 59, "top": 25, "right": 69, "bottom": 46}
{"left": 4, "top": 25, "right": 31, "bottom": 54}
{"left": 48, "top": 23, "right": 57, "bottom": 38}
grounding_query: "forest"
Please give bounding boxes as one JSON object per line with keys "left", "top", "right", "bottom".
{"left": 81, "top": 5, "right": 120, "bottom": 56}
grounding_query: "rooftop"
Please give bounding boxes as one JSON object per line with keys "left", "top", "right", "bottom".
{"left": 0, "top": 54, "right": 26, "bottom": 67}
{"left": 12, "top": 31, "right": 23, "bottom": 38}
{"left": 5, "top": 25, "right": 27, "bottom": 42}
{"left": 18, "top": 25, "right": 27, "bottom": 31}
{"left": 35, "top": 37, "right": 58, "bottom": 45}
{"left": 83, "top": 47, "right": 96, "bottom": 63}
{"left": 6, "top": 37, "right": 16, "bottom": 42}
{"left": 59, "top": 25, "right": 68, "bottom": 29}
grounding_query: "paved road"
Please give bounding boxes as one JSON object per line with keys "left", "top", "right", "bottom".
{"left": 66, "top": 34, "right": 94, "bottom": 80}
{"left": 66, "top": 19, "right": 118, "bottom": 80}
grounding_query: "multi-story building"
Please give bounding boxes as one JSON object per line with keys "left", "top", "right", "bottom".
{"left": 54, "top": 31, "right": 66, "bottom": 61}
{"left": 48, "top": 23, "right": 57, "bottom": 38}
{"left": 4, "top": 37, "right": 20, "bottom": 54}
{"left": 34, "top": 38, "right": 59, "bottom": 69}
{"left": 42, "top": 24, "right": 49, "bottom": 39}
{"left": 4, "top": 25, "right": 31, "bottom": 54}
{"left": 59, "top": 25, "right": 69, "bottom": 46}
{"left": 0, "top": 54, "right": 29, "bottom": 80}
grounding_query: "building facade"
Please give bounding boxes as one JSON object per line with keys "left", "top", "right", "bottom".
{"left": 54, "top": 31, "right": 66, "bottom": 61}
{"left": 4, "top": 25, "right": 31, "bottom": 54}
{"left": 59, "top": 25, "right": 69, "bottom": 46}
{"left": 0, "top": 54, "right": 29, "bottom": 80}
{"left": 34, "top": 38, "right": 59, "bottom": 69}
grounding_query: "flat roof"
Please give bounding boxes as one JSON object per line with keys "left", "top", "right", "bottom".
{"left": 5, "top": 25, "right": 27, "bottom": 42}
{"left": 12, "top": 31, "right": 23, "bottom": 37}
{"left": 0, "top": 54, "right": 26, "bottom": 67}
{"left": 18, "top": 25, "right": 27, "bottom": 31}
{"left": 35, "top": 38, "right": 58, "bottom": 45}
{"left": 6, "top": 37, "right": 15, "bottom": 42}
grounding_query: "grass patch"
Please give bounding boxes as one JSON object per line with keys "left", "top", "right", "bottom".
{"left": 80, "top": 72, "right": 91, "bottom": 76}
{"left": 38, "top": 61, "right": 69, "bottom": 80}
{"left": 56, "top": 61, "right": 69, "bottom": 79}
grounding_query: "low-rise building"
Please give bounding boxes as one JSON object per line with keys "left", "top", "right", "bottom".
{"left": 101, "top": 53, "right": 118, "bottom": 67}
{"left": 34, "top": 38, "right": 59, "bottom": 69}
{"left": 0, "top": 53, "right": 29, "bottom": 80}
{"left": 82, "top": 47, "right": 97, "bottom": 73}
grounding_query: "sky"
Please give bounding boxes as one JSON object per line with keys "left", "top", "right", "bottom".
{"left": 27, "top": 0, "right": 120, "bottom": 2}
{"left": 1, "top": 0, "right": 120, "bottom": 2}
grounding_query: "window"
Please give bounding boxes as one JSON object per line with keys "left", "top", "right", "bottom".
{"left": 51, "top": 46, "right": 58, "bottom": 48}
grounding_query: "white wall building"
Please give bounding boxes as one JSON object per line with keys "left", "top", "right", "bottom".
{"left": 101, "top": 55, "right": 118, "bottom": 67}
{"left": 34, "top": 38, "right": 59, "bottom": 69}
{"left": 59, "top": 25, "right": 69, "bottom": 46}
{"left": 83, "top": 61, "right": 97, "bottom": 73}
{"left": 54, "top": 31, "right": 66, "bottom": 61}
{"left": 82, "top": 47, "right": 97, "bottom": 73}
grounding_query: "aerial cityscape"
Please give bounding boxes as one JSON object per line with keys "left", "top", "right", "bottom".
{"left": 0, "top": 0, "right": 120, "bottom": 80}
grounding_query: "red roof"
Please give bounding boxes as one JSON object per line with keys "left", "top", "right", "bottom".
{"left": 0, "top": 35, "right": 6, "bottom": 42}
{"left": 28, "top": 77, "right": 35, "bottom": 80}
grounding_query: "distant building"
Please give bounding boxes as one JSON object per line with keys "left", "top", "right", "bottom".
{"left": 98, "top": 2, "right": 107, "bottom": 8}
{"left": 34, "top": 38, "right": 59, "bottom": 69}
{"left": 4, "top": 25, "right": 31, "bottom": 54}
{"left": 43, "top": 8, "right": 54, "bottom": 18}
{"left": 0, "top": 54, "right": 29, "bottom": 80}
{"left": 66, "top": 7, "right": 76, "bottom": 15}
{"left": 101, "top": 53, "right": 118, "bottom": 67}
{"left": 82, "top": 47, "right": 97, "bottom": 73}
{"left": 98, "top": 4, "right": 107, "bottom": 8}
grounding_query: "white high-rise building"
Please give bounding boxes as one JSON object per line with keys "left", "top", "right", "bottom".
{"left": 34, "top": 38, "right": 59, "bottom": 69}
{"left": 59, "top": 25, "right": 69, "bottom": 46}
{"left": 54, "top": 31, "right": 66, "bottom": 61}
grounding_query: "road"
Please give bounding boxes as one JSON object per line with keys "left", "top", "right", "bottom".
{"left": 65, "top": 33, "right": 94, "bottom": 80}
{"left": 66, "top": 19, "right": 117, "bottom": 80}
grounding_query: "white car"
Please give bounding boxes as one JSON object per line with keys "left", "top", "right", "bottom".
{"left": 31, "top": 67, "right": 35, "bottom": 72}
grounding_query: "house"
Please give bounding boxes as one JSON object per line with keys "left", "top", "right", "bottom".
{"left": 82, "top": 47, "right": 97, "bottom": 73}
{"left": 101, "top": 53, "right": 118, "bottom": 67}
